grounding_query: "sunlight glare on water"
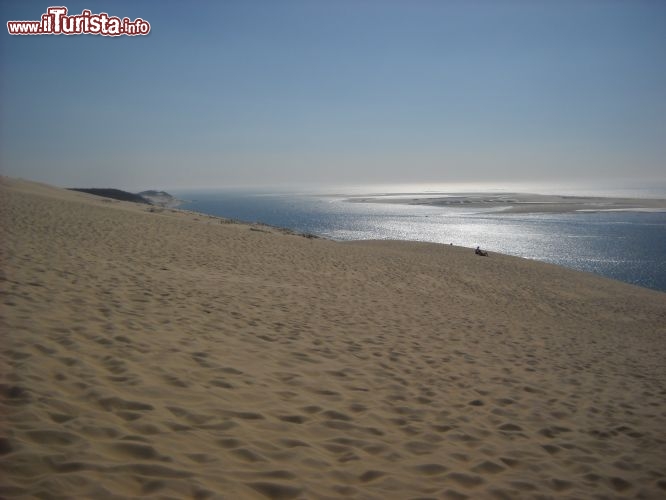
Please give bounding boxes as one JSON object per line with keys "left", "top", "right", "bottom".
{"left": 175, "top": 189, "right": 666, "bottom": 292}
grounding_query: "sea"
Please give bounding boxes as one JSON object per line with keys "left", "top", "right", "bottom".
{"left": 172, "top": 183, "right": 666, "bottom": 293}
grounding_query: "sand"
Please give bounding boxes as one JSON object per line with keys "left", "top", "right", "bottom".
{"left": 346, "top": 193, "right": 666, "bottom": 213}
{"left": 1, "top": 177, "right": 665, "bottom": 499}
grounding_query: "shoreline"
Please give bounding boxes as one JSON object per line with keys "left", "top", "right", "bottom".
{"left": 345, "top": 192, "right": 666, "bottom": 214}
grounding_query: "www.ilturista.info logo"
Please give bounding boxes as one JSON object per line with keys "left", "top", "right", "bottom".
{"left": 7, "top": 6, "right": 150, "bottom": 36}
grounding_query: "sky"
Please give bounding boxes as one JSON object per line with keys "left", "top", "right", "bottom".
{"left": 1, "top": 0, "right": 665, "bottom": 191}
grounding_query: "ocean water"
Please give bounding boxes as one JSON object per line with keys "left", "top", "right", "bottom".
{"left": 173, "top": 189, "right": 666, "bottom": 293}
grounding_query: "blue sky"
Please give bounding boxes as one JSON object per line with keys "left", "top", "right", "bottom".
{"left": 1, "top": 0, "right": 665, "bottom": 190}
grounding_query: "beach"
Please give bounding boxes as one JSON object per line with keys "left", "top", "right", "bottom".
{"left": 1, "top": 177, "right": 666, "bottom": 499}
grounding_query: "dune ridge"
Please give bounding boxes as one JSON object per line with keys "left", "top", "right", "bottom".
{"left": 1, "top": 177, "right": 665, "bottom": 499}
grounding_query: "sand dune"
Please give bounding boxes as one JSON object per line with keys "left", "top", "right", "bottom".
{"left": 1, "top": 177, "right": 665, "bottom": 499}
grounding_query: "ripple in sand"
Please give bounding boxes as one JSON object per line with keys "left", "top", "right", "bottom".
{"left": 414, "top": 463, "right": 448, "bottom": 476}
{"left": 232, "top": 448, "right": 267, "bottom": 463}
{"left": 247, "top": 482, "right": 302, "bottom": 499}
{"left": 110, "top": 442, "right": 163, "bottom": 460}
{"left": 26, "top": 430, "right": 81, "bottom": 446}
{"left": 277, "top": 415, "right": 307, "bottom": 424}
{"left": 471, "top": 460, "right": 505, "bottom": 474}
{"left": 447, "top": 472, "right": 484, "bottom": 488}
{"left": 0, "top": 437, "right": 14, "bottom": 455}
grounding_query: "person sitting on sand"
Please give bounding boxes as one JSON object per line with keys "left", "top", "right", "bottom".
{"left": 475, "top": 246, "right": 488, "bottom": 257}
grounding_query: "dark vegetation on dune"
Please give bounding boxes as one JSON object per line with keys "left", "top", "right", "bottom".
{"left": 69, "top": 188, "right": 151, "bottom": 204}
{"left": 69, "top": 188, "right": 178, "bottom": 207}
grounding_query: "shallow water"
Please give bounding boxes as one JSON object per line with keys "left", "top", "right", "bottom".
{"left": 174, "top": 190, "right": 666, "bottom": 293}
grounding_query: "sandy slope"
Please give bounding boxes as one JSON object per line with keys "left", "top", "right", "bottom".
{"left": 1, "top": 177, "right": 665, "bottom": 499}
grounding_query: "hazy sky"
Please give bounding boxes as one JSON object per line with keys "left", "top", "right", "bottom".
{"left": 1, "top": 0, "right": 665, "bottom": 190}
